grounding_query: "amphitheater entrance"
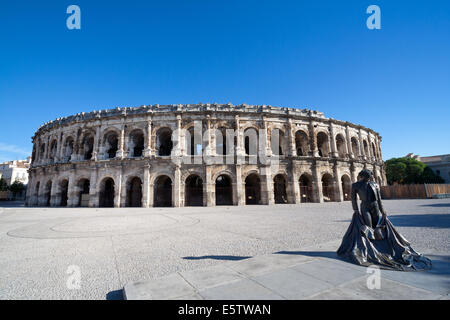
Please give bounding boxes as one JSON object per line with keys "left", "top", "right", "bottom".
{"left": 215, "top": 175, "right": 233, "bottom": 205}
{"left": 59, "top": 179, "right": 69, "bottom": 207}
{"left": 127, "top": 177, "right": 142, "bottom": 207}
{"left": 341, "top": 175, "right": 351, "bottom": 201}
{"left": 245, "top": 173, "right": 261, "bottom": 205}
{"left": 185, "top": 175, "right": 203, "bottom": 206}
{"left": 99, "top": 178, "right": 115, "bottom": 207}
{"left": 273, "top": 174, "right": 288, "bottom": 204}
{"left": 77, "top": 179, "right": 90, "bottom": 207}
{"left": 154, "top": 175, "right": 172, "bottom": 207}
{"left": 321, "top": 173, "right": 335, "bottom": 202}
{"left": 299, "top": 174, "right": 313, "bottom": 203}
{"left": 44, "top": 181, "right": 52, "bottom": 207}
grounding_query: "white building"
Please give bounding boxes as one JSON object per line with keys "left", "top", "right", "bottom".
{"left": 420, "top": 154, "right": 450, "bottom": 184}
{"left": 0, "top": 158, "right": 31, "bottom": 185}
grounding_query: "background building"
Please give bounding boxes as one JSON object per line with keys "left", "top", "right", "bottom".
{"left": 0, "top": 158, "right": 31, "bottom": 185}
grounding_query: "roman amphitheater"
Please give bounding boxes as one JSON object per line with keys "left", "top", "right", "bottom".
{"left": 25, "top": 104, "right": 385, "bottom": 208}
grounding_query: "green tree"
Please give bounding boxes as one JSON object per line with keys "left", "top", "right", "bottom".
{"left": 0, "top": 178, "right": 8, "bottom": 191}
{"left": 9, "top": 181, "right": 25, "bottom": 197}
{"left": 385, "top": 157, "right": 444, "bottom": 185}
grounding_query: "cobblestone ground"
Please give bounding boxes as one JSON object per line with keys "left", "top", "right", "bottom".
{"left": 0, "top": 199, "right": 448, "bottom": 299}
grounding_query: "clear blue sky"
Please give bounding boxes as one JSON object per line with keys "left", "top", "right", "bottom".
{"left": 0, "top": 0, "right": 449, "bottom": 162}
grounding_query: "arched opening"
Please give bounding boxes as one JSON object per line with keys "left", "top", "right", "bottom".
{"left": 335, "top": 134, "right": 346, "bottom": 158}
{"left": 371, "top": 142, "right": 377, "bottom": 160}
{"left": 157, "top": 128, "right": 173, "bottom": 156}
{"left": 81, "top": 134, "right": 94, "bottom": 160}
{"left": 129, "top": 130, "right": 144, "bottom": 157}
{"left": 321, "top": 173, "right": 335, "bottom": 202}
{"left": 34, "top": 181, "right": 40, "bottom": 205}
{"left": 215, "top": 174, "right": 233, "bottom": 205}
{"left": 59, "top": 179, "right": 69, "bottom": 207}
{"left": 295, "top": 130, "right": 309, "bottom": 156}
{"left": 341, "top": 175, "right": 351, "bottom": 201}
{"left": 273, "top": 174, "right": 288, "bottom": 204}
{"left": 299, "top": 174, "right": 313, "bottom": 203}
{"left": 44, "top": 180, "right": 52, "bottom": 207}
{"left": 186, "top": 127, "right": 202, "bottom": 156}
{"left": 126, "top": 177, "right": 142, "bottom": 207}
{"left": 39, "top": 143, "right": 46, "bottom": 161}
{"left": 49, "top": 140, "right": 57, "bottom": 162}
{"left": 63, "top": 137, "right": 74, "bottom": 162}
{"left": 363, "top": 140, "right": 369, "bottom": 157}
{"left": 104, "top": 131, "right": 119, "bottom": 159}
{"left": 185, "top": 175, "right": 203, "bottom": 206}
{"left": 99, "top": 178, "right": 115, "bottom": 207}
{"left": 351, "top": 137, "right": 359, "bottom": 158}
{"left": 154, "top": 175, "right": 172, "bottom": 207}
{"left": 317, "top": 132, "right": 330, "bottom": 157}
{"left": 244, "top": 128, "right": 258, "bottom": 156}
{"left": 31, "top": 145, "right": 37, "bottom": 163}
{"left": 270, "top": 129, "right": 285, "bottom": 156}
{"left": 77, "top": 179, "right": 90, "bottom": 207}
{"left": 215, "top": 128, "right": 228, "bottom": 156}
{"left": 245, "top": 173, "right": 261, "bottom": 205}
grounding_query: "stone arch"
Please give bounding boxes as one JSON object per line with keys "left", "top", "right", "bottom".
{"left": 156, "top": 127, "right": 173, "bottom": 156}
{"left": 341, "top": 174, "right": 351, "bottom": 201}
{"left": 48, "top": 139, "right": 58, "bottom": 162}
{"left": 351, "top": 137, "right": 360, "bottom": 157}
{"left": 128, "top": 129, "right": 145, "bottom": 157}
{"left": 215, "top": 127, "right": 231, "bottom": 156}
{"left": 270, "top": 128, "right": 286, "bottom": 156}
{"left": 103, "top": 130, "right": 119, "bottom": 159}
{"left": 363, "top": 139, "right": 369, "bottom": 157}
{"left": 185, "top": 126, "right": 202, "bottom": 156}
{"left": 321, "top": 173, "right": 335, "bottom": 202}
{"left": 154, "top": 175, "right": 172, "bottom": 207}
{"left": 76, "top": 178, "right": 90, "bottom": 207}
{"left": 244, "top": 127, "right": 258, "bottom": 156}
{"left": 80, "top": 131, "right": 95, "bottom": 160}
{"left": 317, "top": 132, "right": 330, "bottom": 157}
{"left": 299, "top": 173, "right": 313, "bottom": 203}
{"left": 39, "top": 143, "right": 46, "bottom": 161}
{"left": 62, "top": 136, "right": 75, "bottom": 162}
{"left": 99, "top": 177, "right": 115, "bottom": 207}
{"left": 58, "top": 179, "right": 69, "bottom": 207}
{"left": 245, "top": 173, "right": 261, "bottom": 205}
{"left": 126, "top": 176, "right": 142, "bottom": 207}
{"left": 215, "top": 174, "right": 233, "bottom": 206}
{"left": 371, "top": 142, "right": 377, "bottom": 160}
{"left": 185, "top": 174, "right": 203, "bottom": 206}
{"left": 295, "top": 130, "right": 309, "bottom": 156}
{"left": 44, "top": 180, "right": 52, "bottom": 207}
{"left": 335, "top": 134, "right": 346, "bottom": 158}
{"left": 273, "top": 174, "right": 288, "bottom": 204}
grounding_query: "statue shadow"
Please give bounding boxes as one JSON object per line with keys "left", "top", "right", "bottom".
{"left": 274, "top": 250, "right": 341, "bottom": 260}
{"left": 388, "top": 214, "right": 450, "bottom": 228}
{"left": 183, "top": 255, "right": 252, "bottom": 261}
{"left": 420, "top": 203, "right": 450, "bottom": 208}
{"left": 106, "top": 289, "right": 124, "bottom": 300}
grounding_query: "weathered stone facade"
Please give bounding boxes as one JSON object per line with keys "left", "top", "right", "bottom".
{"left": 26, "top": 104, "right": 385, "bottom": 208}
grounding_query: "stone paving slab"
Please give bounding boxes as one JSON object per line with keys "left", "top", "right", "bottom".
{"left": 124, "top": 251, "right": 450, "bottom": 300}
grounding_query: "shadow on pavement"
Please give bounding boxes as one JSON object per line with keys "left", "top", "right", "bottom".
{"left": 106, "top": 289, "right": 124, "bottom": 300}
{"left": 388, "top": 214, "right": 450, "bottom": 228}
{"left": 274, "top": 250, "right": 339, "bottom": 259}
{"left": 183, "top": 255, "right": 252, "bottom": 261}
{"left": 420, "top": 203, "right": 450, "bottom": 208}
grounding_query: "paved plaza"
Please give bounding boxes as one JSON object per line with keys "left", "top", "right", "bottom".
{"left": 0, "top": 199, "right": 449, "bottom": 299}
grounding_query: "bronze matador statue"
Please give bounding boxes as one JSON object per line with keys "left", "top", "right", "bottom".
{"left": 337, "top": 169, "right": 432, "bottom": 271}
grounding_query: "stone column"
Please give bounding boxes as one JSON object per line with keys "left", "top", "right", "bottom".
{"left": 330, "top": 123, "right": 338, "bottom": 158}
{"left": 93, "top": 126, "right": 101, "bottom": 161}
{"left": 333, "top": 164, "right": 343, "bottom": 202}
{"left": 114, "top": 167, "right": 122, "bottom": 208}
{"left": 89, "top": 167, "right": 98, "bottom": 207}
{"left": 235, "top": 165, "right": 244, "bottom": 206}
{"left": 288, "top": 119, "right": 296, "bottom": 157}
{"left": 116, "top": 125, "right": 125, "bottom": 159}
{"left": 173, "top": 165, "right": 181, "bottom": 207}
{"left": 67, "top": 170, "right": 76, "bottom": 207}
{"left": 312, "top": 165, "right": 323, "bottom": 203}
{"left": 144, "top": 120, "right": 152, "bottom": 157}
{"left": 309, "top": 121, "right": 319, "bottom": 157}
{"left": 291, "top": 165, "right": 300, "bottom": 204}
{"left": 142, "top": 162, "right": 151, "bottom": 208}
{"left": 205, "top": 166, "right": 213, "bottom": 206}
{"left": 261, "top": 166, "right": 274, "bottom": 205}
{"left": 358, "top": 128, "right": 365, "bottom": 160}
{"left": 49, "top": 175, "right": 58, "bottom": 207}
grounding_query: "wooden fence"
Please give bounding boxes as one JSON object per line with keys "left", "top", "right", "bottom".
{"left": 380, "top": 184, "right": 450, "bottom": 199}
